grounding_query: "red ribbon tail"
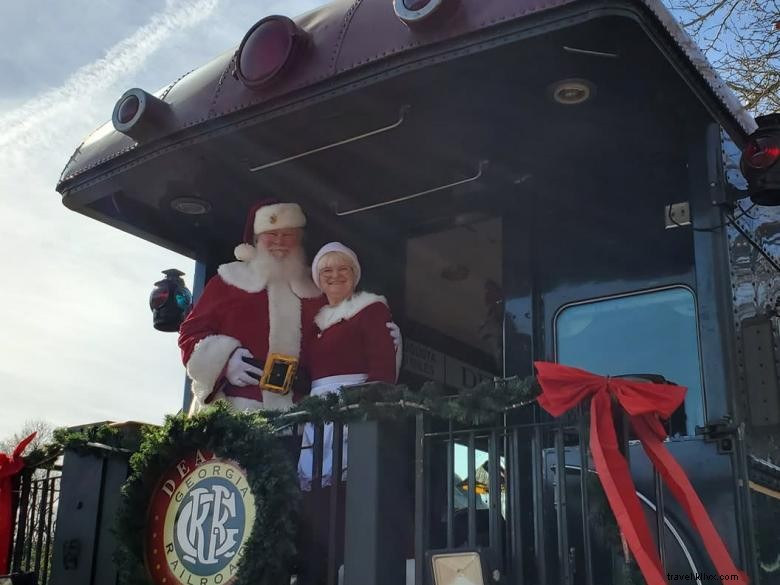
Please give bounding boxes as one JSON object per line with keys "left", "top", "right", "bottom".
{"left": 589, "top": 393, "right": 666, "bottom": 585}
{"left": 0, "top": 433, "right": 35, "bottom": 573}
{"left": 632, "top": 416, "right": 749, "bottom": 583}
{"left": 0, "top": 476, "right": 13, "bottom": 573}
{"left": 12, "top": 433, "right": 36, "bottom": 460}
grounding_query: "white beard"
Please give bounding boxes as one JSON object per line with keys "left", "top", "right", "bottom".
{"left": 217, "top": 245, "right": 321, "bottom": 299}
{"left": 248, "top": 245, "right": 309, "bottom": 286}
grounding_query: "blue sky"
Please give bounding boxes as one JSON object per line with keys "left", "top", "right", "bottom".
{"left": 0, "top": 0, "right": 324, "bottom": 438}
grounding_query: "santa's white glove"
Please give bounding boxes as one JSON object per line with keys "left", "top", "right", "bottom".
{"left": 226, "top": 347, "right": 263, "bottom": 387}
{"left": 386, "top": 322, "right": 403, "bottom": 378}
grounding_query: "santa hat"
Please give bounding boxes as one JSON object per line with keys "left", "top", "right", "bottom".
{"left": 234, "top": 199, "right": 307, "bottom": 261}
{"left": 311, "top": 242, "right": 362, "bottom": 289}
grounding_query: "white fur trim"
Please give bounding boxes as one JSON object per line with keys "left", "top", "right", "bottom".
{"left": 227, "top": 396, "right": 265, "bottom": 411}
{"left": 254, "top": 203, "right": 306, "bottom": 234}
{"left": 267, "top": 281, "right": 302, "bottom": 358}
{"left": 218, "top": 260, "right": 268, "bottom": 293}
{"left": 188, "top": 392, "right": 206, "bottom": 415}
{"left": 188, "top": 393, "right": 263, "bottom": 416}
{"left": 259, "top": 392, "right": 294, "bottom": 412}
{"left": 234, "top": 243, "right": 256, "bottom": 261}
{"left": 217, "top": 259, "right": 321, "bottom": 298}
{"left": 315, "top": 291, "right": 387, "bottom": 332}
{"left": 186, "top": 335, "right": 241, "bottom": 405}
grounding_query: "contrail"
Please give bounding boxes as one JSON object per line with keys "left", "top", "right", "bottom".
{"left": 0, "top": 0, "right": 220, "bottom": 150}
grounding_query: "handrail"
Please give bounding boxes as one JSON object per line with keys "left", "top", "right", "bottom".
{"left": 333, "top": 159, "right": 489, "bottom": 217}
{"left": 248, "top": 105, "right": 410, "bottom": 173}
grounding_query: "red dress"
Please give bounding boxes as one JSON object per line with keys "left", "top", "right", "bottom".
{"left": 298, "top": 292, "right": 397, "bottom": 488}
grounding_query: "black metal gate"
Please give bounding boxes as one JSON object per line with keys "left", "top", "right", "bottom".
{"left": 413, "top": 405, "right": 749, "bottom": 585}
{"left": 7, "top": 462, "right": 62, "bottom": 585}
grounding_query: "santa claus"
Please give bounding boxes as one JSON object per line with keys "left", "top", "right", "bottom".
{"left": 178, "top": 200, "right": 326, "bottom": 414}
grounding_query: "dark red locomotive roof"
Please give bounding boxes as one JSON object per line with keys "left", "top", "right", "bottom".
{"left": 56, "top": 0, "right": 755, "bottom": 194}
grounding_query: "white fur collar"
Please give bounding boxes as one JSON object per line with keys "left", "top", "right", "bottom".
{"left": 218, "top": 260, "right": 321, "bottom": 298}
{"left": 315, "top": 291, "right": 387, "bottom": 332}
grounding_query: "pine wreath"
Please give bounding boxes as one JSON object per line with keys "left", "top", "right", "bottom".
{"left": 115, "top": 402, "right": 299, "bottom": 585}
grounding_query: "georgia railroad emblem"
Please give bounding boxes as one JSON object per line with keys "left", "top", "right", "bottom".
{"left": 146, "top": 450, "right": 255, "bottom": 585}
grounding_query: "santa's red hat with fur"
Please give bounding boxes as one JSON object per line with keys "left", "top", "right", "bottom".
{"left": 234, "top": 199, "right": 307, "bottom": 261}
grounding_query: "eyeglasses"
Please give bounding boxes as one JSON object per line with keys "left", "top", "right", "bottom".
{"left": 318, "top": 266, "right": 353, "bottom": 278}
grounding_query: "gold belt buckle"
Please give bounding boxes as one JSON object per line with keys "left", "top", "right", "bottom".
{"left": 260, "top": 353, "right": 298, "bottom": 395}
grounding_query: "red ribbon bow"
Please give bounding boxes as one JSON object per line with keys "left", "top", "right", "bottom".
{"left": 534, "top": 362, "right": 748, "bottom": 585}
{"left": 0, "top": 432, "right": 36, "bottom": 574}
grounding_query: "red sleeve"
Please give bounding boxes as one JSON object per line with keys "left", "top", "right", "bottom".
{"left": 177, "top": 276, "right": 227, "bottom": 365}
{"left": 359, "top": 302, "right": 397, "bottom": 384}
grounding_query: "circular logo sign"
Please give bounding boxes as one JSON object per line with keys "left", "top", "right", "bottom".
{"left": 146, "top": 450, "right": 256, "bottom": 585}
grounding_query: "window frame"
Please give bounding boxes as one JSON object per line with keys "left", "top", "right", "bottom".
{"left": 552, "top": 284, "right": 708, "bottom": 431}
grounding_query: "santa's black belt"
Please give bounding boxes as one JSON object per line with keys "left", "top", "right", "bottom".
{"left": 222, "top": 385, "right": 263, "bottom": 401}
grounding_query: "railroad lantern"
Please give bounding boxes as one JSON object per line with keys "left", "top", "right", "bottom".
{"left": 741, "top": 113, "right": 780, "bottom": 206}
{"left": 149, "top": 269, "right": 192, "bottom": 332}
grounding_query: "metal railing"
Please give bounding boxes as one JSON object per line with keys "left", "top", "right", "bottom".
{"left": 413, "top": 403, "right": 675, "bottom": 585}
{"left": 8, "top": 464, "right": 62, "bottom": 585}
{"left": 292, "top": 421, "right": 347, "bottom": 585}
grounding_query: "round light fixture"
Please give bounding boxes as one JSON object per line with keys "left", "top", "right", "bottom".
{"left": 235, "top": 16, "right": 306, "bottom": 89}
{"left": 111, "top": 88, "right": 170, "bottom": 141}
{"left": 549, "top": 78, "right": 595, "bottom": 105}
{"left": 393, "top": 0, "right": 447, "bottom": 23}
{"left": 116, "top": 94, "right": 140, "bottom": 125}
{"left": 170, "top": 197, "right": 212, "bottom": 215}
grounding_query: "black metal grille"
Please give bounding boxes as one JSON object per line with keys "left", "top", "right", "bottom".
{"left": 291, "top": 421, "right": 347, "bottom": 585}
{"left": 413, "top": 405, "right": 675, "bottom": 585}
{"left": 8, "top": 466, "right": 62, "bottom": 585}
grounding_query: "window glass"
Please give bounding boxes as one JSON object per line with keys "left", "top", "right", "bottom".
{"left": 556, "top": 288, "right": 704, "bottom": 435}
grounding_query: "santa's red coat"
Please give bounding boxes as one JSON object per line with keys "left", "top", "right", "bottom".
{"left": 178, "top": 258, "right": 323, "bottom": 413}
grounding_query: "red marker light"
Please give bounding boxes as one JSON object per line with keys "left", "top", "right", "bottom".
{"left": 236, "top": 16, "right": 303, "bottom": 88}
{"left": 742, "top": 114, "right": 780, "bottom": 206}
{"left": 742, "top": 137, "right": 780, "bottom": 170}
{"left": 149, "top": 287, "right": 170, "bottom": 310}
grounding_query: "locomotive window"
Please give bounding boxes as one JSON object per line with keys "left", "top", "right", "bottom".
{"left": 555, "top": 287, "right": 704, "bottom": 436}
{"left": 402, "top": 216, "right": 503, "bottom": 388}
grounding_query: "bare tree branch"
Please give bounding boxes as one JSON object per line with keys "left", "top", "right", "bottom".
{"left": 0, "top": 419, "right": 55, "bottom": 455}
{"left": 667, "top": 0, "right": 780, "bottom": 115}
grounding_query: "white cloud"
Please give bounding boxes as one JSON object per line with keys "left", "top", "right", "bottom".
{"left": 0, "top": 0, "right": 219, "bottom": 151}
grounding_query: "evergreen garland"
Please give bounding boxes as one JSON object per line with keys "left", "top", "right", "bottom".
{"left": 267, "top": 375, "right": 540, "bottom": 430}
{"left": 23, "top": 422, "right": 142, "bottom": 469}
{"left": 114, "top": 403, "right": 299, "bottom": 585}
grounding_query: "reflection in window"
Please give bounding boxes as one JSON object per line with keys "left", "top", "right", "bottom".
{"left": 556, "top": 288, "right": 704, "bottom": 435}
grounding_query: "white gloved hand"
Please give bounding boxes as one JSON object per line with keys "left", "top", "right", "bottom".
{"left": 226, "top": 347, "right": 263, "bottom": 387}
{"left": 386, "top": 322, "right": 403, "bottom": 378}
{"left": 386, "top": 322, "right": 401, "bottom": 349}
